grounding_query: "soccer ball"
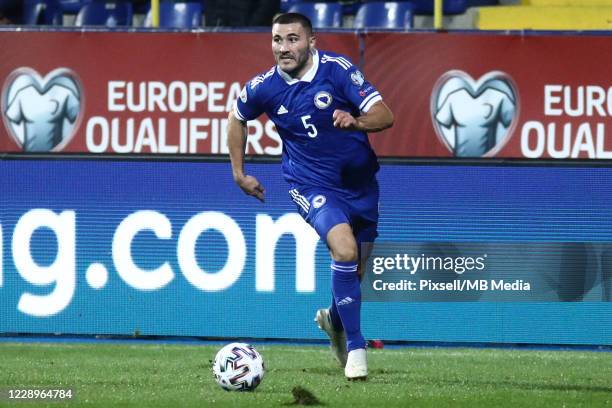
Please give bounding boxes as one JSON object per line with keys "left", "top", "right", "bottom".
{"left": 212, "top": 343, "right": 265, "bottom": 391}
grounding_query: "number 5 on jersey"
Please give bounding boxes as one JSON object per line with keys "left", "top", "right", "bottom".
{"left": 301, "top": 115, "right": 318, "bottom": 138}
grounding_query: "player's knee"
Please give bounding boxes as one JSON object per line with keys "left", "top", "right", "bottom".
{"left": 326, "top": 223, "right": 358, "bottom": 262}
{"left": 331, "top": 244, "right": 358, "bottom": 263}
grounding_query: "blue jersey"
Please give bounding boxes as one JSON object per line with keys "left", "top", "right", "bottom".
{"left": 235, "top": 49, "right": 383, "bottom": 193}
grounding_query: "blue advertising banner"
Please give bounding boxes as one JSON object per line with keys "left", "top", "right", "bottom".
{"left": 0, "top": 159, "right": 611, "bottom": 345}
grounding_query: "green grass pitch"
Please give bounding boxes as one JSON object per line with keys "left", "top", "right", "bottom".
{"left": 0, "top": 342, "right": 610, "bottom": 407}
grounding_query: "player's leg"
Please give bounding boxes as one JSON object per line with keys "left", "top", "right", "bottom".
{"left": 317, "top": 221, "right": 374, "bottom": 372}
{"left": 326, "top": 223, "right": 367, "bottom": 379}
{"left": 328, "top": 294, "right": 343, "bottom": 328}
{"left": 290, "top": 187, "right": 349, "bottom": 367}
{"left": 314, "top": 306, "right": 347, "bottom": 367}
{"left": 352, "top": 179, "right": 380, "bottom": 279}
{"left": 314, "top": 215, "right": 354, "bottom": 370}
{"left": 333, "top": 182, "right": 379, "bottom": 379}
{"left": 321, "top": 294, "right": 345, "bottom": 364}
{"left": 355, "top": 221, "right": 378, "bottom": 280}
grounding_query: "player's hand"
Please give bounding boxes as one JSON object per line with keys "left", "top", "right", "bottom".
{"left": 235, "top": 174, "right": 266, "bottom": 202}
{"left": 333, "top": 109, "right": 359, "bottom": 130}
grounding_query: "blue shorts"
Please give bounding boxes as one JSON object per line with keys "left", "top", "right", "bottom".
{"left": 288, "top": 180, "right": 379, "bottom": 247}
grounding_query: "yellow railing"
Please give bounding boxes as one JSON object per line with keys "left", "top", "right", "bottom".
{"left": 477, "top": 4, "right": 612, "bottom": 30}
{"left": 435, "top": 0, "right": 443, "bottom": 29}
{"left": 151, "top": 0, "right": 159, "bottom": 28}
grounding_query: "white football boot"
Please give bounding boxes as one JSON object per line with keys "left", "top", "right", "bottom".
{"left": 344, "top": 348, "right": 367, "bottom": 380}
{"left": 315, "top": 308, "right": 348, "bottom": 367}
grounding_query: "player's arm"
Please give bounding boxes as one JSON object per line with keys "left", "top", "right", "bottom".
{"left": 333, "top": 101, "right": 393, "bottom": 132}
{"left": 227, "top": 111, "right": 266, "bottom": 202}
{"left": 332, "top": 61, "right": 394, "bottom": 132}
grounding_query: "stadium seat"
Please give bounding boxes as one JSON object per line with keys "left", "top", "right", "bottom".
{"left": 282, "top": 0, "right": 362, "bottom": 15}
{"left": 341, "top": 0, "right": 363, "bottom": 15}
{"left": 23, "top": 0, "right": 63, "bottom": 24}
{"left": 393, "top": 0, "right": 468, "bottom": 14}
{"left": 58, "top": 0, "right": 88, "bottom": 13}
{"left": 287, "top": 2, "right": 343, "bottom": 28}
{"left": 280, "top": 0, "right": 300, "bottom": 12}
{"left": 144, "top": 2, "right": 202, "bottom": 28}
{"left": 75, "top": 1, "right": 132, "bottom": 26}
{"left": 466, "top": 0, "right": 498, "bottom": 5}
{"left": 354, "top": 2, "right": 414, "bottom": 29}
{"left": 23, "top": 0, "right": 46, "bottom": 23}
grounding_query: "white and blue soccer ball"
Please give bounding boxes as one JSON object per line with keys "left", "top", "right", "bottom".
{"left": 212, "top": 342, "right": 265, "bottom": 391}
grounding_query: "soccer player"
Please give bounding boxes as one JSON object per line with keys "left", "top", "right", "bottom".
{"left": 227, "top": 12, "right": 393, "bottom": 380}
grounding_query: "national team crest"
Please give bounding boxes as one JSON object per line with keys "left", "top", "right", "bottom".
{"left": 1, "top": 67, "right": 84, "bottom": 152}
{"left": 314, "top": 91, "right": 333, "bottom": 109}
{"left": 312, "top": 195, "right": 326, "bottom": 208}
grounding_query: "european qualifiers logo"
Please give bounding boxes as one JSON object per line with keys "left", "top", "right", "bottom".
{"left": 1, "top": 67, "right": 84, "bottom": 152}
{"left": 431, "top": 70, "right": 519, "bottom": 158}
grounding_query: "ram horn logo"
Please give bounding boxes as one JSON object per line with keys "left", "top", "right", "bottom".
{"left": 431, "top": 70, "right": 519, "bottom": 158}
{"left": 1, "top": 67, "right": 84, "bottom": 152}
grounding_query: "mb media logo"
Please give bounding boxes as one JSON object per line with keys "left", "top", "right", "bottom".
{"left": 1, "top": 67, "right": 84, "bottom": 152}
{"left": 431, "top": 70, "right": 519, "bottom": 158}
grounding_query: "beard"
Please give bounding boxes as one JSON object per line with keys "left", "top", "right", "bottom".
{"left": 278, "top": 48, "right": 311, "bottom": 78}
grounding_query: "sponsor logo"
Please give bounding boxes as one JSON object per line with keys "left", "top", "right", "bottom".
{"left": 0, "top": 207, "right": 320, "bottom": 317}
{"left": 431, "top": 70, "right": 519, "bottom": 158}
{"left": 239, "top": 86, "right": 247, "bottom": 103}
{"left": 277, "top": 105, "right": 288, "bottom": 115}
{"left": 1, "top": 67, "right": 84, "bottom": 152}
{"left": 314, "top": 91, "right": 332, "bottom": 109}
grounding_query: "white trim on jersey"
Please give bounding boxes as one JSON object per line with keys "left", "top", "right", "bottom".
{"left": 250, "top": 67, "right": 275, "bottom": 89}
{"left": 331, "top": 263, "right": 358, "bottom": 272}
{"left": 289, "top": 189, "right": 310, "bottom": 213}
{"left": 233, "top": 101, "right": 247, "bottom": 121}
{"left": 362, "top": 95, "right": 383, "bottom": 113}
{"left": 359, "top": 91, "right": 382, "bottom": 112}
{"left": 337, "top": 56, "right": 353, "bottom": 68}
{"left": 321, "top": 54, "right": 352, "bottom": 70}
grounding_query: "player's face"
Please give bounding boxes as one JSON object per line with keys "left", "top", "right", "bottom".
{"left": 272, "top": 22, "right": 315, "bottom": 78}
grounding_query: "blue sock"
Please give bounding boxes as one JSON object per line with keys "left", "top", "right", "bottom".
{"left": 329, "top": 296, "right": 343, "bottom": 331}
{"left": 331, "top": 260, "right": 365, "bottom": 351}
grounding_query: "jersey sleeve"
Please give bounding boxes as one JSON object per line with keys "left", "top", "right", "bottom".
{"left": 336, "top": 62, "right": 383, "bottom": 113}
{"left": 234, "top": 78, "right": 265, "bottom": 122}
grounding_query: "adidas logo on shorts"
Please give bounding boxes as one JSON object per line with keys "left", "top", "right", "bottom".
{"left": 337, "top": 297, "right": 354, "bottom": 306}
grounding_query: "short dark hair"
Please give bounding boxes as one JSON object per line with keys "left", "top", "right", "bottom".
{"left": 272, "top": 13, "right": 313, "bottom": 35}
